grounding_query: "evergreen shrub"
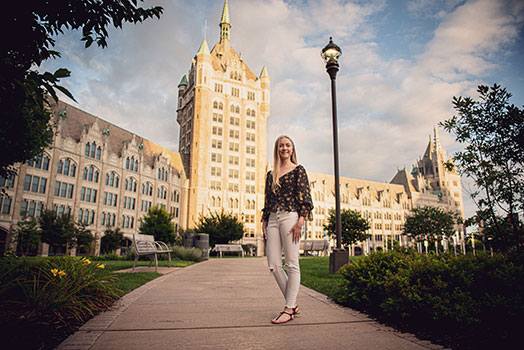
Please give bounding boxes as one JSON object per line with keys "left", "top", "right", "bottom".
{"left": 336, "top": 249, "right": 524, "bottom": 349}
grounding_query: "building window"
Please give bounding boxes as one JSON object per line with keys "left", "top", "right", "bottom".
{"left": 0, "top": 175, "right": 15, "bottom": 188}
{"left": 229, "top": 130, "right": 239, "bottom": 139}
{"left": 27, "top": 153, "right": 50, "bottom": 171}
{"left": 0, "top": 196, "right": 12, "bottom": 214}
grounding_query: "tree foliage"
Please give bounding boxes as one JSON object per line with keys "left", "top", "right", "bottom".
{"left": 38, "top": 210, "right": 93, "bottom": 254}
{"left": 441, "top": 84, "right": 524, "bottom": 251}
{"left": 194, "top": 211, "right": 245, "bottom": 247}
{"left": 324, "top": 209, "right": 371, "bottom": 246}
{"left": 139, "top": 206, "right": 176, "bottom": 244}
{"left": 15, "top": 217, "right": 41, "bottom": 256}
{"left": 100, "top": 227, "right": 125, "bottom": 254}
{"left": 0, "top": 1, "right": 163, "bottom": 177}
{"left": 403, "top": 206, "right": 458, "bottom": 242}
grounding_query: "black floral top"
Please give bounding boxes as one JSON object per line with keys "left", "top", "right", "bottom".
{"left": 262, "top": 164, "right": 314, "bottom": 222}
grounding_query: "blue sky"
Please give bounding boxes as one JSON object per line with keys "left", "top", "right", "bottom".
{"left": 42, "top": 0, "right": 524, "bottom": 219}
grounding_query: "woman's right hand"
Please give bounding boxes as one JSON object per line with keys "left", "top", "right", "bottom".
{"left": 262, "top": 220, "right": 268, "bottom": 241}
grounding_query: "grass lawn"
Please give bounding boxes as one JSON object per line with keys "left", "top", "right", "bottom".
{"left": 99, "top": 259, "right": 195, "bottom": 272}
{"left": 97, "top": 259, "right": 196, "bottom": 296}
{"left": 299, "top": 256, "right": 360, "bottom": 298}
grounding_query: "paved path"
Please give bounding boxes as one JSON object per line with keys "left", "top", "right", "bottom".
{"left": 59, "top": 258, "right": 445, "bottom": 350}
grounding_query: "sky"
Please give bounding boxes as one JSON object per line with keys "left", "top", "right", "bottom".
{"left": 41, "top": 0, "right": 524, "bottom": 219}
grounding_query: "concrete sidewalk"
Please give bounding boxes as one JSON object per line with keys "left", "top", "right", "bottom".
{"left": 59, "top": 258, "right": 445, "bottom": 350}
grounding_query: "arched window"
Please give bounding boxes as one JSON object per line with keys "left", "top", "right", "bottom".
{"left": 213, "top": 101, "right": 218, "bottom": 109}
{"left": 88, "top": 166, "right": 94, "bottom": 181}
{"left": 230, "top": 105, "right": 235, "bottom": 113}
{"left": 229, "top": 198, "right": 233, "bottom": 208}
{"left": 246, "top": 109, "right": 251, "bottom": 117}
{"left": 158, "top": 168, "right": 161, "bottom": 179}
{"left": 211, "top": 196, "right": 216, "bottom": 207}
{"left": 134, "top": 160, "right": 138, "bottom": 172}
{"left": 126, "top": 157, "right": 130, "bottom": 169}
{"left": 251, "top": 110, "right": 255, "bottom": 117}
{"left": 235, "top": 198, "right": 239, "bottom": 208}
{"left": 70, "top": 164, "right": 76, "bottom": 177}
{"left": 90, "top": 142, "right": 96, "bottom": 158}
{"left": 94, "top": 170, "right": 99, "bottom": 183}
{"left": 217, "top": 196, "right": 221, "bottom": 207}
{"left": 96, "top": 146, "right": 101, "bottom": 160}
{"left": 125, "top": 178, "right": 129, "bottom": 190}
{"left": 235, "top": 106, "right": 240, "bottom": 113}
{"left": 85, "top": 143, "right": 90, "bottom": 156}
{"left": 219, "top": 102, "right": 223, "bottom": 110}
{"left": 64, "top": 158, "right": 70, "bottom": 176}
{"left": 57, "top": 160, "right": 63, "bottom": 174}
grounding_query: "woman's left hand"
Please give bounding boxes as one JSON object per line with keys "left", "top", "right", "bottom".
{"left": 290, "top": 221, "right": 303, "bottom": 243}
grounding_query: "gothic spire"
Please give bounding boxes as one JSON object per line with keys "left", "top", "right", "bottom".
{"left": 219, "top": 0, "right": 231, "bottom": 42}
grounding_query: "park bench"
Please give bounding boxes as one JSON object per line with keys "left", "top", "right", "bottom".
{"left": 215, "top": 244, "right": 244, "bottom": 258}
{"left": 132, "top": 233, "right": 173, "bottom": 272}
{"left": 300, "top": 239, "right": 329, "bottom": 256}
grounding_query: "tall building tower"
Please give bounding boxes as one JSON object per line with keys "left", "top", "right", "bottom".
{"left": 177, "top": 0, "right": 270, "bottom": 250}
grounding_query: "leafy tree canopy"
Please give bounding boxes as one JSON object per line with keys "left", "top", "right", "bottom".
{"left": 0, "top": 1, "right": 163, "bottom": 177}
{"left": 139, "top": 206, "right": 175, "bottom": 244}
{"left": 194, "top": 211, "right": 244, "bottom": 247}
{"left": 441, "top": 84, "right": 524, "bottom": 250}
{"left": 15, "top": 216, "right": 41, "bottom": 256}
{"left": 38, "top": 210, "right": 93, "bottom": 253}
{"left": 101, "top": 227, "right": 125, "bottom": 254}
{"left": 324, "top": 209, "right": 371, "bottom": 246}
{"left": 403, "top": 206, "right": 458, "bottom": 241}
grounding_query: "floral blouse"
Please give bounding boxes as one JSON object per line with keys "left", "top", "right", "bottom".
{"left": 262, "top": 164, "right": 314, "bottom": 222}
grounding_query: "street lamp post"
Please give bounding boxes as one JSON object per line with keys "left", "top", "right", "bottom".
{"left": 322, "top": 37, "right": 348, "bottom": 273}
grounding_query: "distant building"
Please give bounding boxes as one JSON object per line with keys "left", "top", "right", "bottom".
{"left": 0, "top": 0, "right": 463, "bottom": 256}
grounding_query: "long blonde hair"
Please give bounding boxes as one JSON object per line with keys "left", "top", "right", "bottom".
{"left": 272, "top": 135, "right": 298, "bottom": 192}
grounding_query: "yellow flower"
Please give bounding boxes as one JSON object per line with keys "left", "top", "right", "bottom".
{"left": 96, "top": 264, "right": 105, "bottom": 269}
{"left": 81, "top": 258, "right": 91, "bottom": 265}
{"left": 51, "top": 268, "right": 58, "bottom": 276}
{"left": 58, "top": 270, "right": 66, "bottom": 278}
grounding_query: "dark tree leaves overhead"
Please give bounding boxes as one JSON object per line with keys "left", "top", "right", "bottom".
{"left": 0, "top": 1, "right": 163, "bottom": 177}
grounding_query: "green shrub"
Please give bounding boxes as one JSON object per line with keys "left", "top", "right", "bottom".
{"left": 173, "top": 246, "right": 204, "bottom": 262}
{"left": 336, "top": 249, "right": 524, "bottom": 349}
{"left": 0, "top": 256, "right": 121, "bottom": 349}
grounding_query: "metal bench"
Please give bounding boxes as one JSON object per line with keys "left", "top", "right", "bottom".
{"left": 132, "top": 233, "right": 172, "bottom": 272}
{"left": 215, "top": 244, "right": 244, "bottom": 258}
{"left": 300, "top": 239, "right": 329, "bottom": 256}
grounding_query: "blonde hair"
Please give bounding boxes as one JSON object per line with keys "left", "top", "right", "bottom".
{"left": 272, "top": 135, "right": 298, "bottom": 192}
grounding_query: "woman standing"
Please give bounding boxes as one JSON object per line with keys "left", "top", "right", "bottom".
{"left": 262, "top": 135, "right": 313, "bottom": 324}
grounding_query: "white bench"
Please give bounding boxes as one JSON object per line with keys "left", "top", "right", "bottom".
{"left": 300, "top": 239, "right": 329, "bottom": 255}
{"left": 132, "top": 233, "right": 173, "bottom": 272}
{"left": 215, "top": 244, "right": 244, "bottom": 258}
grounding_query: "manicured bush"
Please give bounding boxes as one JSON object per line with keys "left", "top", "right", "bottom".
{"left": 336, "top": 249, "right": 524, "bottom": 349}
{"left": 173, "top": 245, "right": 204, "bottom": 262}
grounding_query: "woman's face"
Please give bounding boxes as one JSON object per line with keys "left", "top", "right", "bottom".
{"left": 278, "top": 137, "right": 294, "bottom": 161}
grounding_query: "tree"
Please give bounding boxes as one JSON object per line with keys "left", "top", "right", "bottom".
{"left": 39, "top": 210, "right": 76, "bottom": 253}
{"left": 0, "top": 1, "right": 163, "bottom": 177}
{"left": 403, "top": 206, "right": 458, "bottom": 244}
{"left": 139, "top": 206, "right": 176, "bottom": 244}
{"left": 194, "top": 211, "right": 244, "bottom": 247}
{"left": 441, "top": 84, "right": 524, "bottom": 251}
{"left": 38, "top": 210, "right": 93, "bottom": 254}
{"left": 324, "top": 209, "right": 370, "bottom": 247}
{"left": 15, "top": 217, "right": 41, "bottom": 256}
{"left": 101, "top": 227, "right": 124, "bottom": 254}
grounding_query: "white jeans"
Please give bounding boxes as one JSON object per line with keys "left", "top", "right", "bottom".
{"left": 266, "top": 210, "right": 300, "bottom": 308}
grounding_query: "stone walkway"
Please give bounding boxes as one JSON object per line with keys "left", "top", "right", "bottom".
{"left": 59, "top": 258, "right": 446, "bottom": 350}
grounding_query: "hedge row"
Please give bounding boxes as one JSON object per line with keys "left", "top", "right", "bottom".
{"left": 335, "top": 249, "right": 524, "bottom": 349}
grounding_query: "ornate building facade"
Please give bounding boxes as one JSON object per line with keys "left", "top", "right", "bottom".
{"left": 0, "top": 0, "right": 464, "bottom": 256}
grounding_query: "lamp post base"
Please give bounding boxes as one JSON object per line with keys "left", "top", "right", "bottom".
{"left": 329, "top": 248, "right": 349, "bottom": 274}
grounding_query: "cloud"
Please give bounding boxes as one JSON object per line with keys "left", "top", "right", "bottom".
{"left": 40, "top": 0, "right": 524, "bottom": 219}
